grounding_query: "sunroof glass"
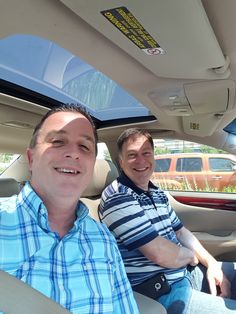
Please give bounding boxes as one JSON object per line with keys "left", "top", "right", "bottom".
{"left": 0, "top": 34, "right": 151, "bottom": 121}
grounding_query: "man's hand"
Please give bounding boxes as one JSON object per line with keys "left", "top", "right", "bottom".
{"left": 178, "top": 247, "right": 199, "bottom": 267}
{"left": 207, "top": 264, "right": 231, "bottom": 298}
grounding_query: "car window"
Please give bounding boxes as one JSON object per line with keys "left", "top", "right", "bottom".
{"left": 97, "top": 143, "right": 111, "bottom": 161}
{"left": 155, "top": 158, "right": 171, "bottom": 172}
{"left": 152, "top": 139, "right": 236, "bottom": 193}
{"left": 176, "top": 157, "right": 202, "bottom": 172}
{"left": 209, "top": 158, "right": 236, "bottom": 172}
{"left": 0, "top": 154, "right": 19, "bottom": 175}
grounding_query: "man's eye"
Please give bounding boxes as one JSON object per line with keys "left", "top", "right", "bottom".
{"left": 128, "top": 154, "right": 136, "bottom": 158}
{"left": 52, "top": 140, "right": 64, "bottom": 146}
{"left": 80, "top": 144, "right": 90, "bottom": 151}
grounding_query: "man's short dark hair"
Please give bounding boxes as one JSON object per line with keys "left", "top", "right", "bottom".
{"left": 117, "top": 128, "right": 154, "bottom": 155}
{"left": 29, "top": 103, "right": 98, "bottom": 154}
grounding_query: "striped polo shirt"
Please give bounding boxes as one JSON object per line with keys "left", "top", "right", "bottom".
{"left": 0, "top": 182, "right": 139, "bottom": 314}
{"left": 99, "top": 172, "right": 187, "bottom": 286}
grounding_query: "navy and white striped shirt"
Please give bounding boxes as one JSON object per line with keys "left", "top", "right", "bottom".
{"left": 0, "top": 182, "right": 139, "bottom": 314}
{"left": 99, "top": 172, "right": 187, "bottom": 286}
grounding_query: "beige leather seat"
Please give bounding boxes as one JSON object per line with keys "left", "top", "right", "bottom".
{"left": 0, "top": 270, "right": 71, "bottom": 314}
{"left": 0, "top": 178, "right": 21, "bottom": 197}
{"left": 81, "top": 159, "right": 167, "bottom": 314}
{"left": 81, "top": 159, "right": 119, "bottom": 220}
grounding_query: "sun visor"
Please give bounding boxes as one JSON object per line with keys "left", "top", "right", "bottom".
{"left": 60, "top": 0, "right": 230, "bottom": 79}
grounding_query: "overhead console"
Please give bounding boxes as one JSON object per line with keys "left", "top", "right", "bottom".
{"left": 149, "top": 80, "right": 236, "bottom": 137}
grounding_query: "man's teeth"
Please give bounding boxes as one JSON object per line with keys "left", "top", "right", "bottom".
{"left": 135, "top": 168, "right": 147, "bottom": 171}
{"left": 57, "top": 168, "right": 78, "bottom": 174}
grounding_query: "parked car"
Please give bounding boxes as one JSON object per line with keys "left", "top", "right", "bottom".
{"left": 152, "top": 153, "right": 236, "bottom": 192}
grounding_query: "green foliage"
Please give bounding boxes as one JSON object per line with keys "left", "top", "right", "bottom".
{"left": 154, "top": 147, "right": 171, "bottom": 155}
{"left": 152, "top": 177, "right": 236, "bottom": 193}
{"left": 0, "top": 153, "right": 12, "bottom": 163}
{"left": 0, "top": 153, "right": 17, "bottom": 174}
{"left": 200, "top": 145, "right": 225, "bottom": 154}
{"left": 154, "top": 143, "right": 226, "bottom": 156}
{"left": 222, "top": 185, "right": 236, "bottom": 193}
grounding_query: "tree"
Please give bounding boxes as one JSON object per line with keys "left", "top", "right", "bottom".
{"left": 0, "top": 153, "right": 12, "bottom": 163}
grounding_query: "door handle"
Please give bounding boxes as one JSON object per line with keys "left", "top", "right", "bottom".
{"left": 211, "top": 176, "right": 222, "bottom": 180}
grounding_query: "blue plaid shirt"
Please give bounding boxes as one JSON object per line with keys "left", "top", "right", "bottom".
{"left": 0, "top": 182, "right": 139, "bottom": 314}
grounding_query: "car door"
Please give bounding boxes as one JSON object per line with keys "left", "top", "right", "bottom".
{"left": 173, "top": 155, "right": 206, "bottom": 190}
{"left": 169, "top": 191, "right": 236, "bottom": 261}
{"left": 153, "top": 139, "right": 236, "bottom": 262}
{"left": 207, "top": 156, "right": 236, "bottom": 191}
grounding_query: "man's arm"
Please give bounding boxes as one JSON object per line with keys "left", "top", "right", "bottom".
{"left": 176, "top": 226, "right": 231, "bottom": 297}
{"left": 175, "top": 226, "right": 216, "bottom": 266}
{"left": 139, "top": 235, "right": 198, "bottom": 269}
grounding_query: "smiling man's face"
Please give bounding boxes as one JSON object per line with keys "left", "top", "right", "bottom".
{"left": 27, "top": 111, "right": 96, "bottom": 201}
{"left": 119, "top": 134, "right": 155, "bottom": 191}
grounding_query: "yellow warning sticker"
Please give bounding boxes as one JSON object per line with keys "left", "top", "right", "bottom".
{"left": 101, "top": 6, "right": 165, "bottom": 55}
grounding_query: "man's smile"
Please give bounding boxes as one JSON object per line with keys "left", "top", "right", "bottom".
{"left": 55, "top": 167, "right": 80, "bottom": 174}
{"left": 133, "top": 167, "right": 149, "bottom": 172}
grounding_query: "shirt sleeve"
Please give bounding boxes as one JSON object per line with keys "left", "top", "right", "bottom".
{"left": 100, "top": 190, "right": 159, "bottom": 251}
{"left": 164, "top": 191, "right": 183, "bottom": 231}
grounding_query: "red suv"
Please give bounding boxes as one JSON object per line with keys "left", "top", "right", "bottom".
{"left": 152, "top": 153, "right": 236, "bottom": 192}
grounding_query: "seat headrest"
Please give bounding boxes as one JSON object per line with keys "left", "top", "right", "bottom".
{"left": 0, "top": 178, "right": 21, "bottom": 197}
{"left": 82, "top": 159, "right": 119, "bottom": 197}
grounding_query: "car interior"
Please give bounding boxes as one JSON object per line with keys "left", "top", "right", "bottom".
{"left": 1, "top": 0, "right": 236, "bottom": 313}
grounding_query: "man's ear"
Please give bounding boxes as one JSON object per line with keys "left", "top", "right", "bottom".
{"left": 26, "top": 148, "right": 33, "bottom": 170}
{"left": 118, "top": 156, "right": 123, "bottom": 170}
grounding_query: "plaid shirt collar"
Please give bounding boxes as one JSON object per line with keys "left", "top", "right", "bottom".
{"left": 18, "top": 182, "right": 88, "bottom": 234}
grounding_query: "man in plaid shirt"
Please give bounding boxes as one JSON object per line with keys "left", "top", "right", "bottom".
{"left": 0, "top": 104, "right": 139, "bottom": 314}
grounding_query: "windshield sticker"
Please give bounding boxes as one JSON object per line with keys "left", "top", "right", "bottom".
{"left": 101, "top": 7, "right": 165, "bottom": 55}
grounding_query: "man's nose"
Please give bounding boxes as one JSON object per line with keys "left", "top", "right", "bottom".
{"left": 64, "top": 144, "right": 80, "bottom": 159}
{"left": 135, "top": 154, "right": 145, "bottom": 163}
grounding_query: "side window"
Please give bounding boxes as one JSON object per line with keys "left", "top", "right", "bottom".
{"left": 0, "top": 153, "right": 19, "bottom": 175}
{"left": 97, "top": 143, "right": 111, "bottom": 160}
{"left": 153, "top": 138, "right": 236, "bottom": 193}
{"left": 155, "top": 158, "right": 171, "bottom": 172}
{"left": 176, "top": 158, "right": 202, "bottom": 172}
{"left": 209, "top": 158, "right": 235, "bottom": 172}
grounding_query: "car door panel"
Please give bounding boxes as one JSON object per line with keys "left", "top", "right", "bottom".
{"left": 167, "top": 191, "right": 236, "bottom": 261}
{"left": 172, "top": 194, "right": 236, "bottom": 210}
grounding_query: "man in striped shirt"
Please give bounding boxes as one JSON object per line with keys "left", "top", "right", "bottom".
{"left": 0, "top": 105, "right": 139, "bottom": 314}
{"left": 99, "top": 128, "right": 236, "bottom": 313}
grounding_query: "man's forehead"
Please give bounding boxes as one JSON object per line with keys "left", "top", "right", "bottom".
{"left": 126, "top": 135, "right": 149, "bottom": 146}
{"left": 38, "top": 113, "right": 94, "bottom": 140}
{"left": 41, "top": 128, "right": 94, "bottom": 141}
{"left": 121, "top": 135, "right": 152, "bottom": 153}
{"left": 44, "top": 111, "right": 88, "bottom": 125}
{"left": 42, "top": 112, "right": 92, "bottom": 131}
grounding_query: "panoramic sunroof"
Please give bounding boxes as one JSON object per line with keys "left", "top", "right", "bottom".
{"left": 0, "top": 34, "right": 153, "bottom": 122}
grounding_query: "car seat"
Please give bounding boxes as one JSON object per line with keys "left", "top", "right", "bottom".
{"left": 0, "top": 177, "right": 21, "bottom": 197}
